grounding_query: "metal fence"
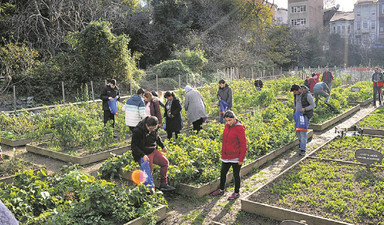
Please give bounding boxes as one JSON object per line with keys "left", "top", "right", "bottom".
{"left": 0, "top": 66, "right": 375, "bottom": 112}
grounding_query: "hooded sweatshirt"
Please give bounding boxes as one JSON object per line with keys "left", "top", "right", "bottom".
{"left": 221, "top": 121, "right": 247, "bottom": 163}
{"left": 122, "top": 95, "right": 147, "bottom": 127}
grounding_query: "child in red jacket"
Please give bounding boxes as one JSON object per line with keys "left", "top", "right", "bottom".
{"left": 211, "top": 111, "right": 247, "bottom": 200}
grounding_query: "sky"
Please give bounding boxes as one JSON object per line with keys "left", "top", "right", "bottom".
{"left": 272, "top": 0, "right": 355, "bottom": 12}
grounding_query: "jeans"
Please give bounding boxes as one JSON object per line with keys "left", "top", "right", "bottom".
{"left": 373, "top": 85, "right": 382, "bottom": 105}
{"left": 219, "top": 162, "right": 242, "bottom": 193}
{"left": 145, "top": 149, "right": 169, "bottom": 185}
{"left": 313, "top": 89, "right": 329, "bottom": 105}
{"left": 219, "top": 113, "right": 224, "bottom": 124}
{"left": 296, "top": 131, "right": 307, "bottom": 152}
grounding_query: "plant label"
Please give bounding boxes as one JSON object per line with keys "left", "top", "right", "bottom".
{"left": 355, "top": 148, "right": 383, "bottom": 165}
{"left": 350, "top": 87, "right": 361, "bottom": 92}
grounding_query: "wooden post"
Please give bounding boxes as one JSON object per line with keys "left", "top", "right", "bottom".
{"left": 156, "top": 74, "right": 159, "bottom": 92}
{"left": 13, "top": 85, "right": 16, "bottom": 112}
{"left": 179, "top": 75, "right": 181, "bottom": 89}
{"left": 280, "top": 67, "right": 283, "bottom": 76}
{"left": 62, "top": 82, "right": 65, "bottom": 104}
{"left": 91, "top": 81, "right": 95, "bottom": 102}
{"left": 272, "top": 68, "right": 275, "bottom": 77}
{"left": 130, "top": 79, "right": 133, "bottom": 96}
{"left": 105, "top": 80, "right": 107, "bottom": 85}
{"left": 251, "top": 67, "right": 254, "bottom": 80}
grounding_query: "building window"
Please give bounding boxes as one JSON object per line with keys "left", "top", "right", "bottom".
{"left": 333, "top": 26, "right": 336, "bottom": 33}
{"left": 291, "top": 5, "right": 306, "bottom": 13}
{"left": 382, "top": 4, "right": 384, "bottom": 14}
{"left": 291, "top": 18, "right": 306, "bottom": 26}
{"left": 356, "top": 7, "right": 361, "bottom": 16}
{"left": 357, "top": 22, "right": 361, "bottom": 31}
{"left": 363, "top": 21, "right": 368, "bottom": 29}
{"left": 348, "top": 25, "right": 351, "bottom": 34}
{"left": 372, "top": 21, "right": 376, "bottom": 30}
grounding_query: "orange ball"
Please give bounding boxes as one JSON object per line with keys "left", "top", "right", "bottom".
{"left": 131, "top": 170, "right": 146, "bottom": 185}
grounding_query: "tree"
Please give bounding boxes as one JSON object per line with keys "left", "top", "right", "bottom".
{"left": 0, "top": 40, "right": 39, "bottom": 95}
{"left": 66, "top": 21, "right": 140, "bottom": 85}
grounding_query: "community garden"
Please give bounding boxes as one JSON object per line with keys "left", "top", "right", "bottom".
{"left": 0, "top": 74, "right": 380, "bottom": 224}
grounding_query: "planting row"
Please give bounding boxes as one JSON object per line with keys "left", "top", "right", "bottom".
{"left": 243, "top": 134, "right": 384, "bottom": 225}
{"left": 0, "top": 167, "right": 167, "bottom": 225}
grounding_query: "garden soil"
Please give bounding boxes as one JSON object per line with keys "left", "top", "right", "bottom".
{"left": 1, "top": 105, "right": 377, "bottom": 225}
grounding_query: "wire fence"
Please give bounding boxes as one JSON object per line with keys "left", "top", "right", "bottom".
{"left": 0, "top": 66, "right": 375, "bottom": 112}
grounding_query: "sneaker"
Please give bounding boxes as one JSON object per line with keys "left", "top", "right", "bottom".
{"left": 211, "top": 189, "right": 225, "bottom": 196}
{"left": 299, "top": 150, "right": 306, "bottom": 156}
{"left": 159, "top": 183, "right": 176, "bottom": 191}
{"left": 228, "top": 192, "right": 240, "bottom": 200}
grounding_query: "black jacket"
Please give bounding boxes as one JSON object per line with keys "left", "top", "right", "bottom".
{"left": 164, "top": 97, "right": 183, "bottom": 132}
{"left": 100, "top": 84, "right": 120, "bottom": 111}
{"left": 131, "top": 117, "right": 165, "bottom": 162}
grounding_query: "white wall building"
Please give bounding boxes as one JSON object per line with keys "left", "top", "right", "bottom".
{"left": 330, "top": 12, "right": 354, "bottom": 40}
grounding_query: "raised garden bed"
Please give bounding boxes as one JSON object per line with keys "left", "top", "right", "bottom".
{"left": 120, "top": 131, "right": 313, "bottom": 198}
{"left": 0, "top": 134, "right": 52, "bottom": 147}
{"left": 349, "top": 98, "right": 373, "bottom": 107}
{"left": 242, "top": 135, "right": 384, "bottom": 225}
{"left": 124, "top": 205, "right": 167, "bottom": 225}
{"left": 26, "top": 144, "right": 130, "bottom": 165}
{"left": 0, "top": 154, "right": 40, "bottom": 183}
{"left": 355, "top": 107, "right": 384, "bottom": 136}
{"left": 309, "top": 105, "right": 360, "bottom": 131}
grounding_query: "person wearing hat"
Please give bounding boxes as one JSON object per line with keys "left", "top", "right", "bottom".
{"left": 100, "top": 79, "right": 120, "bottom": 127}
{"left": 184, "top": 85, "right": 207, "bottom": 133}
{"left": 290, "top": 84, "right": 315, "bottom": 156}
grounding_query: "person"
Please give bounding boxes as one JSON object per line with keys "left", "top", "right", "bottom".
{"left": 149, "top": 90, "right": 165, "bottom": 108}
{"left": 131, "top": 116, "right": 175, "bottom": 191}
{"left": 0, "top": 199, "right": 18, "bottom": 225}
{"left": 304, "top": 76, "right": 310, "bottom": 90}
{"left": 122, "top": 88, "right": 147, "bottom": 132}
{"left": 290, "top": 84, "right": 315, "bottom": 156}
{"left": 184, "top": 85, "right": 207, "bottom": 133}
{"left": 143, "top": 92, "right": 162, "bottom": 126}
{"left": 211, "top": 111, "right": 247, "bottom": 200}
{"left": 100, "top": 79, "right": 120, "bottom": 127}
{"left": 321, "top": 66, "right": 334, "bottom": 91}
{"left": 217, "top": 79, "right": 233, "bottom": 124}
{"left": 307, "top": 73, "right": 319, "bottom": 93}
{"left": 372, "top": 67, "right": 384, "bottom": 107}
{"left": 164, "top": 91, "right": 183, "bottom": 139}
{"left": 254, "top": 79, "right": 263, "bottom": 91}
{"left": 313, "top": 82, "right": 330, "bottom": 105}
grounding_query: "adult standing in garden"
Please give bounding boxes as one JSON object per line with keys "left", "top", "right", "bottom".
{"left": 313, "top": 81, "right": 330, "bottom": 105}
{"left": 164, "top": 91, "right": 183, "bottom": 140}
{"left": 184, "top": 85, "right": 207, "bottom": 133}
{"left": 100, "top": 79, "right": 120, "bottom": 127}
{"left": 372, "top": 67, "right": 383, "bottom": 107}
{"left": 122, "top": 88, "right": 147, "bottom": 132}
{"left": 217, "top": 79, "right": 233, "bottom": 124}
{"left": 321, "top": 66, "right": 334, "bottom": 91}
{"left": 307, "top": 73, "right": 319, "bottom": 93}
{"left": 211, "top": 111, "right": 247, "bottom": 200}
{"left": 290, "top": 84, "right": 315, "bottom": 156}
{"left": 131, "top": 116, "right": 175, "bottom": 191}
{"left": 143, "top": 92, "right": 162, "bottom": 126}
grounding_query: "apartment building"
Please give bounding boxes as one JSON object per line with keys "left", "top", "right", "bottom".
{"left": 276, "top": 8, "right": 289, "bottom": 25}
{"left": 330, "top": 12, "right": 354, "bottom": 40}
{"left": 354, "top": 0, "right": 378, "bottom": 46}
{"left": 288, "top": 0, "right": 323, "bottom": 29}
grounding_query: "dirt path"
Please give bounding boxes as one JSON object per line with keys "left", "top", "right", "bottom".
{"left": 1, "top": 105, "right": 377, "bottom": 224}
{"left": 158, "top": 105, "right": 377, "bottom": 225}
